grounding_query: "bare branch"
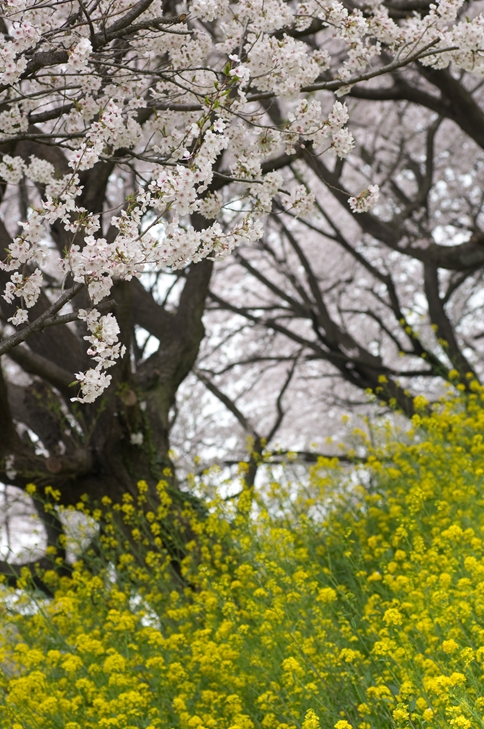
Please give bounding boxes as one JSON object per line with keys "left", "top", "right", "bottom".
{"left": 195, "top": 368, "right": 259, "bottom": 438}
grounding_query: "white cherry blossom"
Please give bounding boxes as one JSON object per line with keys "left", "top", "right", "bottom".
{"left": 348, "top": 185, "right": 380, "bottom": 213}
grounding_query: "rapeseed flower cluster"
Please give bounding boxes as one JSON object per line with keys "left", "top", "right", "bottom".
{"left": 2, "top": 389, "right": 484, "bottom": 728}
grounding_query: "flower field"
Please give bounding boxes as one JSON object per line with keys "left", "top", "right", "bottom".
{"left": 2, "top": 389, "right": 484, "bottom": 729}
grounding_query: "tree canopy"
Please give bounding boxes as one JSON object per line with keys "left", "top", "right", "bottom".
{"left": 1, "top": 0, "right": 484, "bottom": 570}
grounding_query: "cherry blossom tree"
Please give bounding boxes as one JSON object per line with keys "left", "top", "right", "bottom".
{"left": 0, "top": 0, "right": 482, "bottom": 578}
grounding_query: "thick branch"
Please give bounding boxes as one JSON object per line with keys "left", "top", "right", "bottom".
{"left": 0, "top": 283, "right": 84, "bottom": 357}
{"left": 7, "top": 346, "right": 74, "bottom": 395}
{"left": 0, "top": 364, "right": 18, "bottom": 455}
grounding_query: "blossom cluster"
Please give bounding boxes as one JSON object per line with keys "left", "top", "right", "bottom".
{"left": 72, "top": 310, "right": 127, "bottom": 404}
{"left": 348, "top": 184, "right": 380, "bottom": 213}
{"left": 286, "top": 99, "right": 355, "bottom": 157}
{"left": 0, "top": 0, "right": 481, "bottom": 401}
